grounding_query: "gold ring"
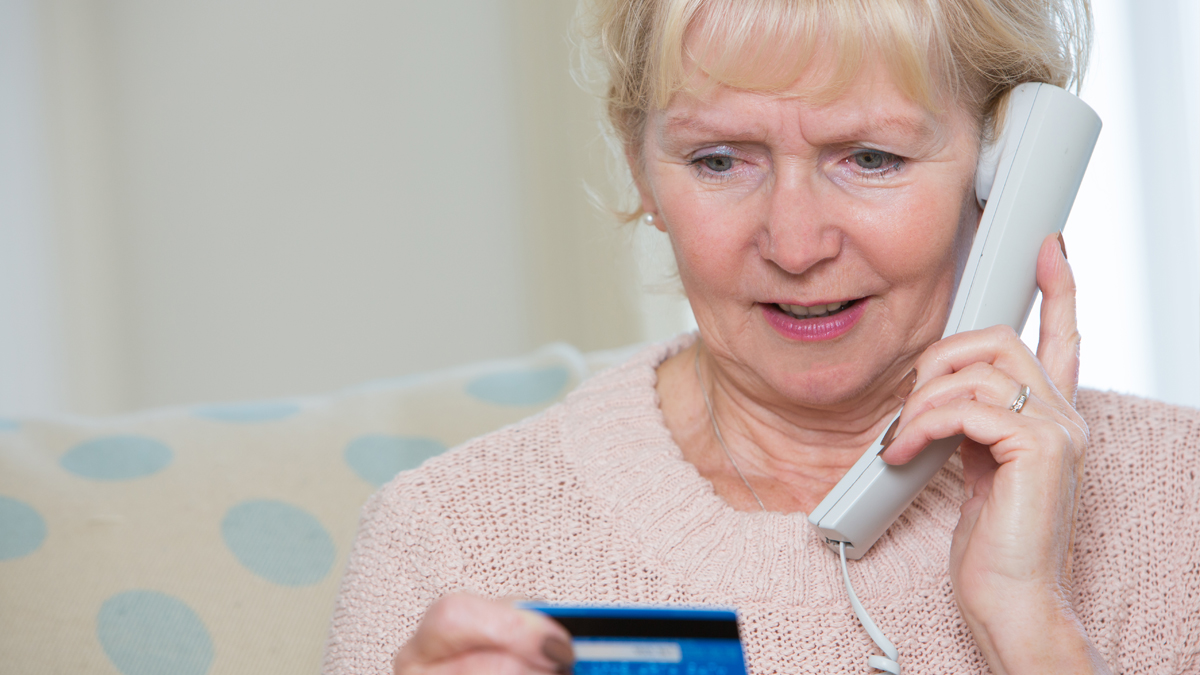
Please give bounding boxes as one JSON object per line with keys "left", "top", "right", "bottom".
{"left": 1009, "top": 384, "right": 1031, "bottom": 413}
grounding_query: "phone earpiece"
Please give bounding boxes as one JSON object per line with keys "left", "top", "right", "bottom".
{"left": 974, "top": 135, "right": 1004, "bottom": 208}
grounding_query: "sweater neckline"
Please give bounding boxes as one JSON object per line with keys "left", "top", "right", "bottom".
{"left": 563, "top": 334, "right": 966, "bottom": 605}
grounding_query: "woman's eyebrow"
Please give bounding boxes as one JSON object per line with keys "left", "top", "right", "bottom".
{"left": 662, "top": 115, "right": 716, "bottom": 132}
{"left": 816, "top": 115, "right": 938, "bottom": 145}
{"left": 660, "top": 114, "right": 762, "bottom": 139}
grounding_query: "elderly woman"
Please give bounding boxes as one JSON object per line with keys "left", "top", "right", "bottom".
{"left": 324, "top": 0, "right": 1199, "bottom": 672}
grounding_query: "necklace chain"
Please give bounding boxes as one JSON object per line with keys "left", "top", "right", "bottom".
{"left": 694, "top": 346, "right": 768, "bottom": 512}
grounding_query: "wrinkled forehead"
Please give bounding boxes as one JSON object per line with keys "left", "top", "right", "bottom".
{"left": 652, "top": 0, "right": 953, "bottom": 114}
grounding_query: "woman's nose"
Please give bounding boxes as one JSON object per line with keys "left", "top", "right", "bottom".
{"left": 758, "top": 178, "right": 843, "bottom": 276}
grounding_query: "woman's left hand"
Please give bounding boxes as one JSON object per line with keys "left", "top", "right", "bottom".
{"left": 879, "top": 234, "right": 1110, "bottom": 674}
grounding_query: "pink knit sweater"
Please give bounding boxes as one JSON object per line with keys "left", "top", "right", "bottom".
{"left": 324, "top": 338, "right": 1200, "bottom": 674}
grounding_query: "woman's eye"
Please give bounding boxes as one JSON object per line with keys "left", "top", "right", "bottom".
{"left": 851, "top": 150, "right": 901, "bottom": 173}
{"left": 698, "top": 154, "right": 735, "bottom": 172}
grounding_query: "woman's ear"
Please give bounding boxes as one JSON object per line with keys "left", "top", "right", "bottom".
{"left": 626, "top": 143, "right": 666, "bottom": 232}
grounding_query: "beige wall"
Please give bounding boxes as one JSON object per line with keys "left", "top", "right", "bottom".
{"left": 28, "top": 0, "right": 665, "bottom": 414}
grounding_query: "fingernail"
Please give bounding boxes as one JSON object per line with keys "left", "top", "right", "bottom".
{"left": 1057, "top": 232, "right": 1067, "bottom": 260}
{"left": 893, "top": 368, "right": 917, "bottom": 400}
{"left": 542, "top": 636, "right": 574, "bottom": 672}
{"left": 880, "top": 417, "right": 901, "bottom": 449}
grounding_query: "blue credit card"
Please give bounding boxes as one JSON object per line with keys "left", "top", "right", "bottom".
{"left": 520, "top": 604, "right": 748, "bottom": 675}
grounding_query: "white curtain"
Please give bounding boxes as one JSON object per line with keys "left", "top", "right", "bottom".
{"left": 1019, "top": 0, "right": 1199, "bottom": 407}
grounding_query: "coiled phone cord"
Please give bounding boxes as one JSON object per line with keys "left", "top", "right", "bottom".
{"left": 839, "top": 541, "right": 902, "bottom": 674}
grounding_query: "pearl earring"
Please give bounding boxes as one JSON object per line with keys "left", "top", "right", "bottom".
{"left": 640, "top": 212, "right": 656, "bottom": 227}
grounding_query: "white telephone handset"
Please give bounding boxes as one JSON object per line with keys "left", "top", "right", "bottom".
{"left": 807, "top": 83, "right": 1101, "bottom": 560}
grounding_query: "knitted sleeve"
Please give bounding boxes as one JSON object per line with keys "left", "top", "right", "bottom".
{"left": 1168, "top": 403, "right": 1200, "bottom": 672}
{"left": 1069, "top": 392, "right": 1200, "bottom": 672}
{"left": 322, "top": 486, "right": 465, "bottom": 675}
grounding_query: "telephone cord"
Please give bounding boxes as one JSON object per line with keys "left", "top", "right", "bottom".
{"left": 839, "top": 541, "right": 902, "bottom": 674}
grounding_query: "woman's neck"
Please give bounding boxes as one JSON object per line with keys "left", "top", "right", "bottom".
{"left": 656, "top": 341, "right": 907, "bottom": 513}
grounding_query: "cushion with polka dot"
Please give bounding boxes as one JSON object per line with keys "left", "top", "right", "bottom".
{"left": 0, "top": 343, "right": 601, "bottom": 675}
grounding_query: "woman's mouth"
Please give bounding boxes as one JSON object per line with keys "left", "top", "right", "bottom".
{"left": 761, "top": 298, "right": 867, "bottom": 341}
{"left": 775, "top": 299, "right": 858, "bottom": 319}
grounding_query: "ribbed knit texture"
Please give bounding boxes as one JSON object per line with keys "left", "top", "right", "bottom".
{"left": 324, "top": 337, "right": 1200, "bottom": 674}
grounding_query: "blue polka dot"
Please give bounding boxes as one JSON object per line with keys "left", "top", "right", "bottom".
{"left": 61, "top": 436, "right": 173, "bottom": 481}
{"left": 193, "top": 401, "right": 300, "bottom": 423}
{"left": 0, "top": 496, "right": 47, "bottom": 560}
{"left": 465, "top": 365, "right": 570, "bottom": 406}
{"left": 221, "top": 500, "right": 334, "bottom": 586}
{"left": 344, "top": 435, "right": 447, "bottom": 487}
{"left": 0, "top": 418, "right": 18, "bottom": 431}
{"left": 97, "top": 590, "right": 213, "bottom": 675}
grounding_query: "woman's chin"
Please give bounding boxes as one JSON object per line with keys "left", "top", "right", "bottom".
{"left": 743, "top": 357, "right": 893, "bottom": 414}
{"left": 754, "top": 354, "right": 905, "bottom": 413}
{"left": 700, "top": 299, "right": 911, "bottom": 411}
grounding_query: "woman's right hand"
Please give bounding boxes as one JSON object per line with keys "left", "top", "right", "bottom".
{"left": 392, "top": 593, "right": 575, "bottom": 675}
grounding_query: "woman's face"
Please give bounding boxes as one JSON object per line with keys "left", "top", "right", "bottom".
{"left": 635, "top": 58, "right": 982, "bottom": 412}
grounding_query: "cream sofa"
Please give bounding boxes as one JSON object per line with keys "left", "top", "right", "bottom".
{"left": 0, "top": 343, "right": 639, "bottom": 675}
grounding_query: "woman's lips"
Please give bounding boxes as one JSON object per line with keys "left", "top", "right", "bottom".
{"left": 761, "top": 298, "right": 868, "bottom": 341}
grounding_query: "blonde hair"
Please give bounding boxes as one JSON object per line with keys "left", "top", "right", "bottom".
{"left": 580, "top": 0, "right": 1091, "bottom": 170}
